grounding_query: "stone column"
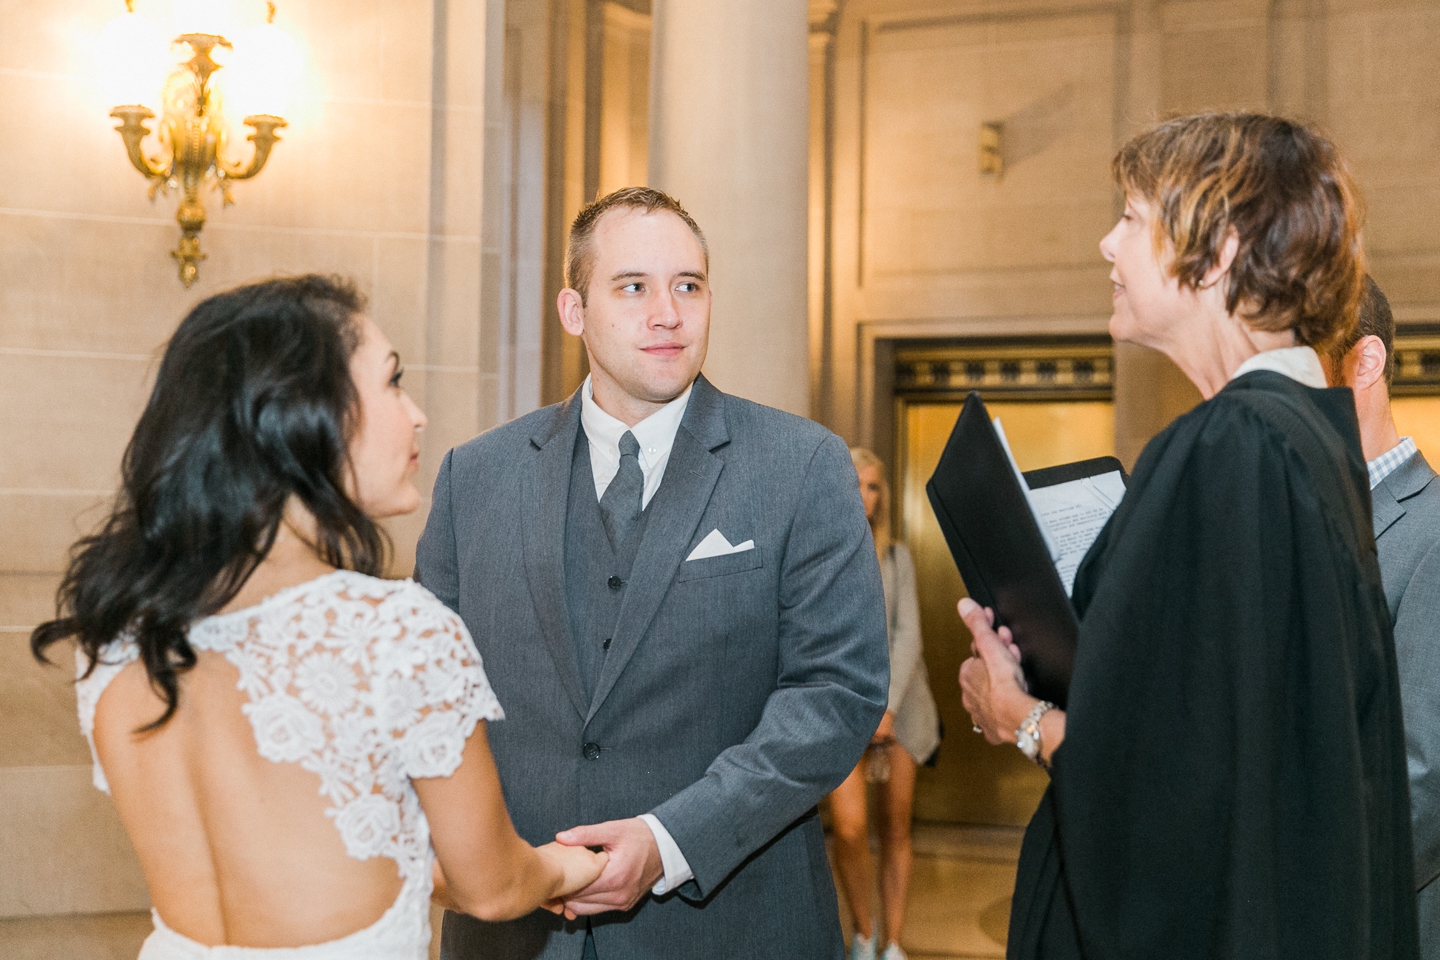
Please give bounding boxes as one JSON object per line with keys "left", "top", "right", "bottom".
{"left": 648, "top": 0, "right": 811, "bottom": 417}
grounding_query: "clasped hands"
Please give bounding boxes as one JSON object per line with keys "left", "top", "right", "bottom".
{"left": 538, "top": 817, "right": 666, "bottom": 920}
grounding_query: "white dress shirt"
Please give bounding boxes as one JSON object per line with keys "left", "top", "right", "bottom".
{"left": 1230, "top": 345, "right": 1328, "bottom": 389}
{"left": 578, "top": 375, "right": 696, "bottom": 895}
{"left": 581, "top": 376, "right": 692, "bottom": 510}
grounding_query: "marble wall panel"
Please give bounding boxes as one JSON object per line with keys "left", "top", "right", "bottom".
{"left": 1160, "top": 28, "right": 1268, "bottom": 113}
{"left": 1366, "top": 6, "right": 1440, "bottom": 102}
{"left": 0, "top": 354, "right": 151, "bottom": 491}
{"left": 1324, "top": 1, "right": 1440, "bottom": 312}
{"left": 433, "top": 105, "right": 487, "bottom": 237}
{"left": 0, "top": 214, "right": 208, "bottom": 356}
{"left": 379, "top": 0, "right": 439, "bottom": 105}
{"left": 429, "top": 237, "right": 486, "bottom": 366}
{"left": 0, "top": 633, "right": 89, "bottom": 769}
{"left": 1368, "top": 186, "right": 1440, "bottom": 257}
{"left": 0, "top": 765, "right": 148, "bottom": 916}
{"left": 0, "top": 71, "right": 166, "bottom": 221}
{"left": 0, "top": 574, "right": 61, "bottom": 628}
{"left": 0, "top": 493, "right": 111, "bottom": 574}
{"left": 212, "top": 98, "right": 434, "bottom": 236}
{"left": 372, "top": 236, "right": 432, "bottom": 364}
{"left": 421, "top": 368, "right": 485, "bottom": 461}
{"left": 282, "top": 0, "right": 388, "bottom": 105}
{"left": 862, "top": 12, "right": 1117, "bottom": 284}
{"left": 184, "top": 226, "right": 381, "bottom": 304}
{"left": 0, "top": 1, "right": 106, "bottom": 75}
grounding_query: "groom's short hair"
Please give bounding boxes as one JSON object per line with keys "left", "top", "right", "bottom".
{"left": 565, "top": 187, "right": 709, "bottom": 305}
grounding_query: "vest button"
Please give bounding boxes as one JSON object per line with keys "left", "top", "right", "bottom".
{"left": 607, "top": 575, "right": 623, "bottom": 590}
{"left": 582, "top": 742, "right": 601, "bottom": 761}
{"left": 603, "top": 638, "right": 612, "bottom": 650}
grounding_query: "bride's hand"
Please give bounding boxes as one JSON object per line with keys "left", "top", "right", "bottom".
{"left": 537, "top": 841, "right": 608, "bottom": 911}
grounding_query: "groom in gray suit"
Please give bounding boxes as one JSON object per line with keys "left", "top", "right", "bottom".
{"left": 417, "top": 186, "right": 888, "bottom": 959}
{"left": 1326, "top": 277, "right": 1440, "bottom": 958}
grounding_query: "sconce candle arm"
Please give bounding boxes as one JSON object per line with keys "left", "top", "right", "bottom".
{"left": 110, "top": 106, "right": 172, "bottom": 181}
{"left": 220, "top": 116, "right": 288, "bottom": 181}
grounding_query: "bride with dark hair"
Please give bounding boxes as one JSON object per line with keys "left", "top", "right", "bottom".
{"left": 31, "top": 275, "right": 604, "bottom": 959}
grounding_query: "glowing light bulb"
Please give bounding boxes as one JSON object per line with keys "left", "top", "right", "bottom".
{"left": 225, "top": 21, "right": 302, "bottom": 120}
{"left": 96, "top": 9, "right": 171, "bottom": 111}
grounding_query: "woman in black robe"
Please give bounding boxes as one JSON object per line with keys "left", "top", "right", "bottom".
{"left": 959, "top": 113, "right": 1419, "bottom": 960}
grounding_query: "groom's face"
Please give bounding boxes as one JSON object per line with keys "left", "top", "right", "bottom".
{"left": 572, "top": 208, "right": 711, "bottom": 410}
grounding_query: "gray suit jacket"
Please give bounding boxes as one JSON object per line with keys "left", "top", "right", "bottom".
{"left": 416, "top": 375, "right": 889, "bottom": 960}
{"left": 1375, "top": 449, "right": 1440, "bottom": 958}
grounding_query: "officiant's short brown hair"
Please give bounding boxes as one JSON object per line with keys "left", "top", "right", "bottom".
{"left": 1113, "top": 113, "right": 1364, "bottom": 351}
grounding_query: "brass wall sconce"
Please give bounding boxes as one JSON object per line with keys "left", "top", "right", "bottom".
{"left": 979, "top": 121, "right": 1004, "bottom": 179}
{"left": 100, "top": 1, "right": 302, "bottom": 286}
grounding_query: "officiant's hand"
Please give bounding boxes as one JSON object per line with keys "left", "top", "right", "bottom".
{"left": 958, "top": 598, "right": 1031, "bottom": 744}
{"left": 552, "top": 817, "right": 664, "bottom": 917}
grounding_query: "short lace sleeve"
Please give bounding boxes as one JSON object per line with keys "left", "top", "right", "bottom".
{"left": 374, "top": 584, "right": 503, "bottom": 780}
{"left": 74, "top": 637, "right": 141, "bottom": 794}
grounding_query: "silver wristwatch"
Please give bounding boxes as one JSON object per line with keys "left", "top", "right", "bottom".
{"left": 1015, "top": 700, "right": 1057, "bottom": 769}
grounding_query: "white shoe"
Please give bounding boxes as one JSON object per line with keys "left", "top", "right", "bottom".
{"left": 848, "top": 933, "right": 876, "bottom": 960}
{"left": 880, "top": 943, "right": 908, "bottom": 960}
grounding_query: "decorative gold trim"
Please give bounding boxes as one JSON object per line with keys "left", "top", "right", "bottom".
{"left": 895, "top": 340, "right": 1114, "bottom": 401}
{"left": 1392, "top": 333, "right": 1440, "bottom": 397}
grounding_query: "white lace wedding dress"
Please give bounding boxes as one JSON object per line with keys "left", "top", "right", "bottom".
{"left": 75, "top": 570, "right": 503, "bottom": 959}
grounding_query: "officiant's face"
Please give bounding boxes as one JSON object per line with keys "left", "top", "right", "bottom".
{"left": 572, "top": 208, "right": 711, "bottom": 409}
{"left": 1101, "top": 195, "right": 1188, "bottom": 349}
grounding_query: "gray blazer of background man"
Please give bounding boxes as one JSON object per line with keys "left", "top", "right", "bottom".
{"left": 417, "top": 187, "right": 889, "bottom": 960}
{"left": 1326, "top": 277, "right": 1440, "bottom": 959}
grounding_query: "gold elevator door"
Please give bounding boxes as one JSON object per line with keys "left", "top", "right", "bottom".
{"left": 902, "top": 400, "right": 1116, "bottom": 827}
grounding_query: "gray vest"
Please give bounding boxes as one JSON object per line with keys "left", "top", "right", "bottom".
{"left": 565, "top": 431, "right": 653, "bottom": 704}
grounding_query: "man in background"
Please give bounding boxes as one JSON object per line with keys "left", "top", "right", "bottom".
{"left": 1326, "top": 276, "right": 1440, "bottom": 956}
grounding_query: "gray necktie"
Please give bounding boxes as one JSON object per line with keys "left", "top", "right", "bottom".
{"left": 599, "top": 431, "right": 644, "bottom": 549}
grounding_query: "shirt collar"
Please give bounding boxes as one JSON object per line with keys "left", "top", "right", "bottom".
{"left": 1368, "top": 437, "right": 1419, "bottom": 490}
{"left": 1230, "top": 345, "right": 1328, "bottom": 389}
{"left": 580, "top": 376, "right": 693, "bottom": 470}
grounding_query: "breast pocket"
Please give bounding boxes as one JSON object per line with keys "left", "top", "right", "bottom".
{"left": 675, "top": 545, "right": 765, "bottom": 582}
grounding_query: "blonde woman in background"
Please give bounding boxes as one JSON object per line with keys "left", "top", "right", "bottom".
{"left": 829, "top": 448, "right": 941, "bottom": 960}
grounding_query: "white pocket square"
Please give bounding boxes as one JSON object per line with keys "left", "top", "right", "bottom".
{"left": 685, "top": 529, "right": 755, "bottom": 561}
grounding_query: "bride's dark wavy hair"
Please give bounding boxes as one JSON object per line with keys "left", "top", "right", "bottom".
{"left": 31, "top": 275, "right": 389, "bottom": 729}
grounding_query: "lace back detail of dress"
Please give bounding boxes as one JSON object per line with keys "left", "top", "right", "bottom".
{"left": 74, "top": 570, "right": 504, "bottom": 885}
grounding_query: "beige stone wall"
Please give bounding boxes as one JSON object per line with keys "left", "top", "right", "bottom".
{"left": 819, "top": 0, "right": 1440, "bottom": 462}
{"left": 0, "top": 0, "right": 503, "bottom": 919}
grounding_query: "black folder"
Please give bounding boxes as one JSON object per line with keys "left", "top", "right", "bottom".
{"left": 925, "top": 392, "right": 1125, "bottom": 709}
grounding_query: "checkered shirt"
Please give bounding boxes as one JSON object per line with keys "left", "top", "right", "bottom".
{"left": 1368, "top": 437, "right": 1418, "bottom": 490}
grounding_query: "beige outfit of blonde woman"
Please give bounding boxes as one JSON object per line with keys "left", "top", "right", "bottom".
{"left": 881, "top": 542, "right": 940, "bottom": 765}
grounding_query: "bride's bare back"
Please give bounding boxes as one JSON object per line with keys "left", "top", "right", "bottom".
{"left": 95, "top": 646, "right": 405, "bottom": 945}
{"left": 79, "top": 570, "right": 506, "bottom": 952}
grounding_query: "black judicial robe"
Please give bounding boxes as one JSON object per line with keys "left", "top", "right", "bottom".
{"left": 1007, "top": 371, "right": 1419, "bottom": 960}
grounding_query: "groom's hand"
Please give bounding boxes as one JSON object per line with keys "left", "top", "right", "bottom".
{"left": 552, "top": 818, "right": 664, "bottom": 917}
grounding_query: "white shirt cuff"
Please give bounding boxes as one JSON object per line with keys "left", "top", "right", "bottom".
{"left": 638, "top": 813, "right": 694, "bottom": 895}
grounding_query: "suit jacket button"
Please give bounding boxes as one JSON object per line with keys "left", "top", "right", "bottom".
{"left": 602, "top": 638, "right": 612, "bottom": 650}
{"left": 607, "top": 575, "right": 623, "bottom": 590}
{"left": 583, "top": 742, "right": 601, "bottom": 761}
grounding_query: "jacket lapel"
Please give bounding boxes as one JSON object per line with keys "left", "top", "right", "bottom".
{"left": 585, "top": 377, "right": 730, "bottom": 723}
{"left": 1374, "top": 450, "right": 1436, "bottom": 542}
{"left": 1372, "top": 481, "right": 1405, "bottom": 542}
{"left": 520, "top": 393, "right": 588, "bottom": 720}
